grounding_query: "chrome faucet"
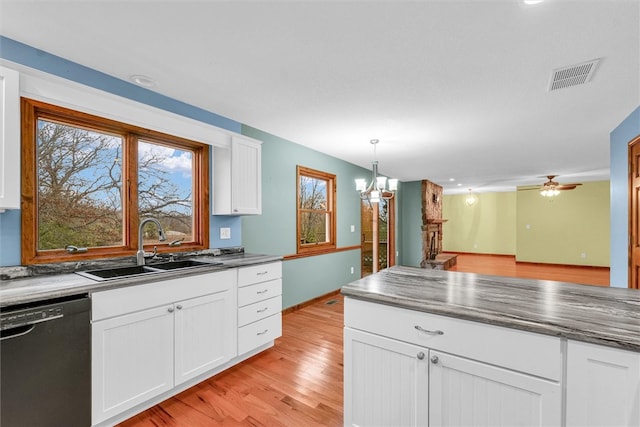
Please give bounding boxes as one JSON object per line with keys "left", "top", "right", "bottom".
{"left": 136, "top": 218, "right": 167, "bottom": 265}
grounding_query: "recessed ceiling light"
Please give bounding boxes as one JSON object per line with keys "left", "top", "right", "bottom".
{"left": 449, "top": 178, "right": 456, "bottom": 182}
{"left": 457, "top": 183, "right": 462, "bottom": 186}
{"left": 130, "top": 74, "right": 156, "bottom": 88}
{"left": 523, "top": 0, "right": 544, "bottom": 5}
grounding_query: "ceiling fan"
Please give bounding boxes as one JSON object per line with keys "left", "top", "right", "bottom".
{"left": 520, "top": 175, "right": 583, "bottom": 197}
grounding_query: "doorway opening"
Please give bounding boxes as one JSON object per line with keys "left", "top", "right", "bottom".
{"left": 361, "top": 198, "right": 395, "bottom": 277}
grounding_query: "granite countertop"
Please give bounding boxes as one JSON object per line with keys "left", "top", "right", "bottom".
{"left": 0, "top": 251, "right": 282, "bottom": 307}
{"left": 341, "top": 265, "right": 640, "bottom": 352}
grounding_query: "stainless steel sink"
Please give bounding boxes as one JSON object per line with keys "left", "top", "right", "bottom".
{"left": 76, "top": 259, "right": 219, "bottom": 281}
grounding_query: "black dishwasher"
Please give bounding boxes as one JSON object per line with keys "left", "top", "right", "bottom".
{"left": 1, "top": 294, "right": 91, "bottom": 427}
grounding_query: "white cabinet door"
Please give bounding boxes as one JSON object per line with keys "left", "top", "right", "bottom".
{"left": 230, "top": 135, "right": 261, "bottom": 214}
{"left": 174, "top": 290, "right": 237, "bottom": 385}
{"left": 566, "top": 340, "right": 640, "bottom": 427}
{"left": 344, "top": 328, "right": 429, "bottom": 427}
{"left": 212, "top": 135, "right": 262, "bottom": 215}
{"left": 429, "top": 351, "right": 562, "bottom": 427}
{"left": 92, "top": 305, "right": 174, "bottom": 425}
{"left": 0, "top": 66, "right": 20, "bottom": 211}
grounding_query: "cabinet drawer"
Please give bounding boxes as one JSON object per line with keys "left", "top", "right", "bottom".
{"left": 344, "top": 297, "right": 562, "bottom": 381}
{"left": 238, "top": 296, "right": 282, "bottom": 327}
{"left": 238, "top": 313, "right": 282, "bottom": 355}
{"left": 238, "top": 262, "right": 282, "bottom": 287}
{"left": 238, "top": 279, "right": 282, "bottom": 307}
{"left": 92, "top": 270, "right": 235, "bottom": 321}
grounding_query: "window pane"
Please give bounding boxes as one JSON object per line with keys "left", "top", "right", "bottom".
{"left": 138, "top": 140, "right": 194, "bottom": 243}
{"left": 37, "top": 119, "right": 123, "bottom": 250}
{"left": 299, "top": 176, "right": 327, "bottom": 209}
{"left": 296, "top": 165, "right": 336, "bottom": 253}
{"left": 300, "top": 212, "right": 328, "bottom": 244}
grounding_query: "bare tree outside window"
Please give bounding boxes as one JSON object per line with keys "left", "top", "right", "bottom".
{"left": 138, "top": 140, "right": 194, "bottom": 243}
{"left": 299, "top": 175, "right": 328, "bottom": 244}
{"left": 35, "top": 122, "right": 197, "bottom": 251}
{"left": 37, "top": 120, "right": 124, "bottom": 250}
{"left": 297, "top": 166, "right": 336, "bottom": 254}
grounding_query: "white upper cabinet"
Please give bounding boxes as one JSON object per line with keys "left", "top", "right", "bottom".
{"left": 213, "top": 135, "right": 262, "bottom": 215}
{"left": 0, "top": 66, "right": 20, "bottom": 212}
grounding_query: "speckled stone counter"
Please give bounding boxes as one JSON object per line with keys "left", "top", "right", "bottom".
{"left": 0, "top": 252, "right": 282, "bottom": 307}
{"left": 341, "top": 265, "right": 640, "bottom": 352}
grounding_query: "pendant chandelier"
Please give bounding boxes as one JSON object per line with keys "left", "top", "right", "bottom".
{"left": 464, "top": 188, "right": 478, "bottom": 206}
{"left": 355, "top": 139, "right": 398, "bottom": 203}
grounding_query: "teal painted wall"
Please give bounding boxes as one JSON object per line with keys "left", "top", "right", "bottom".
{"left": 610, "top": 106, "right": 640, "bottom": 287}
{"left": 282, "top": 251, "right": 361, "bottom": 309}
{"left": 240, "top": 125, "right": 368, "bottom": 308}
{"left": 398, "top": 180, "right": 423, "bottom": 267}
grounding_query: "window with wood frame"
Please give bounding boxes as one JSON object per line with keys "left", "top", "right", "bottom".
{"left": 297, "top": 165, "right": 336, "bottom": 254}
{"left": 21, "top": 98, "right": 209, "bottom": 264}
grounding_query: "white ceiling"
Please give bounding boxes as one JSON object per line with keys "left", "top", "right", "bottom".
{"left": 1, "top": 0, "right": 638, "bottom": 194}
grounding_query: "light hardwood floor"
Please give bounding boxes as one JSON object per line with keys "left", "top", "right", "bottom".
{"left": 448, "top": 253, "right": 610, "bottom": 287}
{"left": 118, "top": 254, "right": 610, "bottom": 426}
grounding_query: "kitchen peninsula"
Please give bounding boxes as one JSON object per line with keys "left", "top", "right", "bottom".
{"left": 342, "top": 266, "right": 640, "bottom": 427}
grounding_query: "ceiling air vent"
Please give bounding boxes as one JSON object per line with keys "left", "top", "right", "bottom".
{"left": 548, "top": 58, "right": 601, "bottom": 91}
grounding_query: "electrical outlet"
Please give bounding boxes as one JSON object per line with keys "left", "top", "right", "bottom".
{"left": 220, "top": 227, "right": 231, "bottom": 239}
{"left": 350, "top": 225, "right": 355, "bottom": 232}
{"left": 350, "top": 266, "right": 354, "bottom": 274}
{"left": 581, "top": 252, "right": 587, "bottom": 259}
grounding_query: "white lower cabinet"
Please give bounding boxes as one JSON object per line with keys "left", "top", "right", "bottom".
{"left": 566, "top": 340, "right": 640, "bottom": 427}
{"left": 92, "top": 305, "right": 175, "bottom": 422}
{"left": 174, "top": 291, "right": 235, "bottom": 385}
{"left": 91, "top": 270, "right": 237, "bottom": 425}
{"left": 344, "top": 328, "right": 429, "bottom": 427}
{"left": 429, "top": 351, "right": 561, "bottom": 427}
{"left": 344, "top": 297, "right": 562, "bottom": 427}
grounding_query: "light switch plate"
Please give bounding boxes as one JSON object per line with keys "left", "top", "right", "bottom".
{"left": 220, "top": 227, "right": 231, "bottom": 239}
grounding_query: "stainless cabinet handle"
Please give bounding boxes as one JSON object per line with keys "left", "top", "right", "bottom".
{"left": 167, "top": 306, "right": 175, "bottom": 313}
{"left": 176, "top": 304, "right": 183, "bottom": 310}
{"left": 257, "top": 289, "right": 269, "bottom": 294}
{"left": 431, "top": 355, "right": 439, "bottom": 364}
{"left": 414, "top": 325, "right": 444, "bottom": 335}
{"left": 257, "top": 329, "right": 269, "bottom": 336}
{"left": 257, "top": 307, "right": 268, "bottom": 313}
{"left": 417, "top": 351, "right": 425, "bottom": 360}
{"left": 257, "top": 271, "right": 268, "bottom": 276}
